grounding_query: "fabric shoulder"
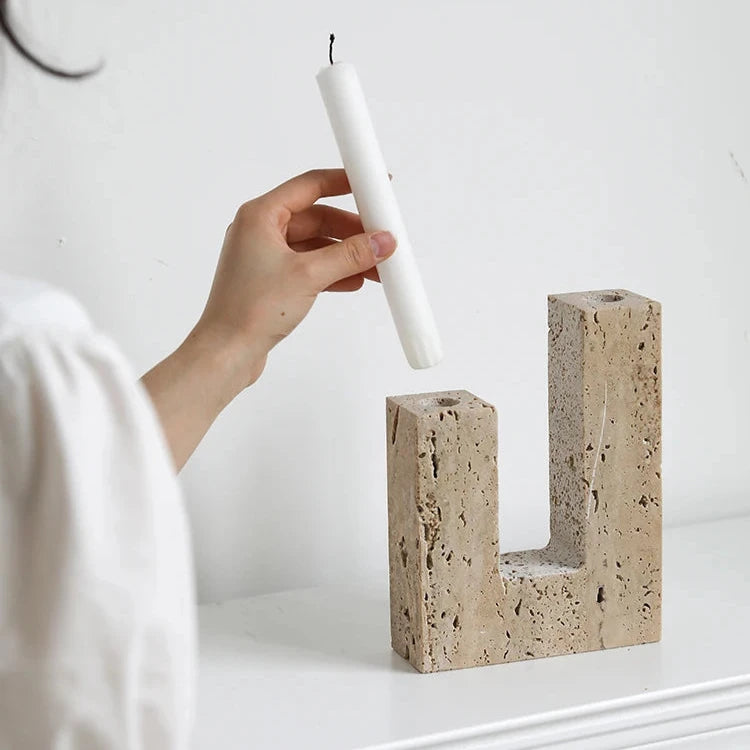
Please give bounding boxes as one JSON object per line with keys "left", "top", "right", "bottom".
{"left": 0, "top": 272, "right": 92, "bottom": 340}
{"left": 0, "top": 296, "right": 196, "bottom": 749}
{"left": 0, "top": 321, "right": 177, "bottom": 508}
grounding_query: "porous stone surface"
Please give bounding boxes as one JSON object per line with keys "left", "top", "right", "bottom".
{"left": 386, "top": 289, "right": 662, "bottom": 673}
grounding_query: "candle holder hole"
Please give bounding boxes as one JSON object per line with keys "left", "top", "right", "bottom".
{"left": 419, "top": 396, "right": 460, "bottom": 409}
{"left": 598, "top": 292, "right": 624, "bottom": 303}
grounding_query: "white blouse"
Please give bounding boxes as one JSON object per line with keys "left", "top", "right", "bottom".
{"left": 0, "top": 273, "right": 196, "bottom": 749}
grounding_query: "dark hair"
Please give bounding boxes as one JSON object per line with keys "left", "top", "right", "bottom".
{"left": 0, "top": 0, "right": 102, "bottom": 79}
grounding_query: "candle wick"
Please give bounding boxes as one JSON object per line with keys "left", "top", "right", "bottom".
{"left": 328, "top": 33, "right": 335, "bottom": 65}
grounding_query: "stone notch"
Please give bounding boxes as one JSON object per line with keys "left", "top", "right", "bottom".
{"left": 386, "top": 289, "right": 661, "bottom": 673}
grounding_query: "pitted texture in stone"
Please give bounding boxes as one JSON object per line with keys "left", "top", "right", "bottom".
{"left": 386, "top": 290, "right": 662, "bottom": 673}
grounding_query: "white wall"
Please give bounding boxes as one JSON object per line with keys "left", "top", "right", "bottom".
{"left": 1, "top": 0, "right": 748, "bottom": 603}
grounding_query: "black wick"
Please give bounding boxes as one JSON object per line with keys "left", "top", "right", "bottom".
{"left": 328, "top": 33, "right": 335, "bottom": 65}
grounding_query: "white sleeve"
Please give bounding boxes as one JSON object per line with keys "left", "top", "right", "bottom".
{"left": 0, "top": 328, "right": 196, "bottom": 750}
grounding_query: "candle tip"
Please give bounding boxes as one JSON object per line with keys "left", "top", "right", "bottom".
{"left": 328, "top": 33, "right": 335, "bottom": 65}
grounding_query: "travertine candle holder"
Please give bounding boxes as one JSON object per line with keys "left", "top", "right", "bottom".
{"left": 386, "top": 290, "right": 662, "bottom": 673}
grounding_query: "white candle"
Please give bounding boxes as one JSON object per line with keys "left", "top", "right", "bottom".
{"left": 316, "top": 55, "right": 443, "bottom": 370}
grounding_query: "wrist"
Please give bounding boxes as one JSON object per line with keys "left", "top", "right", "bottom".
{"left": 184, "top": 322, "right": 267, "bottom": 408}
{"left": 140, "top": 323, "right": 266, "bottom": 470}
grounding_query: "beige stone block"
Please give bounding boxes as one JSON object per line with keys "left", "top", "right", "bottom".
{"left": 387, "top": 289, "right": 661, "bottom": 672}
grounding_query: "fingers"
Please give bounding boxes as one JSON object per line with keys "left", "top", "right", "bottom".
{"left": 260, "top": 169, "right": 352, "bottom": 217}
{"left": 288, "top": 237, "right": 334, "bottom": 253}
{"left": 287, "top": 204, "right": 364, "bottom": 244}
{"left": 326, "top": 274, "right": 366, "bottom": 292}
{"left": 363, "top": 266, "right": 381, "bottom": 283}
{"left": 300, "top": 231, "right": 397, "bottom": 291}
{"left": 290, "top": 238, "right": 381, "bottom": 286}
{"left": 290, "top": 237, "right": 380, "bottom": 287}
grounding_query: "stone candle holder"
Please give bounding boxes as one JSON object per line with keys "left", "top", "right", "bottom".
{"left": 386, "top": 290, "right": 662, "bottom": 673}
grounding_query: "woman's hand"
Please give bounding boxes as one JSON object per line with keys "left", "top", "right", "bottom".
{"left": 196, "top": 168, "right": 396, "bottom": 389}
{"left": 141, "top": 169, "right": 396, "bottom": 469}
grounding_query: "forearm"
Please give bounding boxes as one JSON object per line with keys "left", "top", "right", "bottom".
{"left": 140, "top": 169, "right": 395, "bottom": 470}
{"left": 140, "top": 327, "right": 261, "bottom": 471}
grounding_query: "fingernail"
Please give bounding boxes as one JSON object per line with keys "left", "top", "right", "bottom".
{"left": 370, "top": 231, "right": 396, "bottom": 258}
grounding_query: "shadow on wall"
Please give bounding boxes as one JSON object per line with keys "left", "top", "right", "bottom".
{"left": 184, "top": 360, "right": 379, "bottom": 602}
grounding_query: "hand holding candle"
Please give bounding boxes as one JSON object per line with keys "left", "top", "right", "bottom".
{"left": 316, "top": 35, "right": 443, "bottom": 369}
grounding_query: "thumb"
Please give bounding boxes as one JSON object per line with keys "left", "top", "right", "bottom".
{"left": 302, "top": 231, "right": 396, "bottom": 291}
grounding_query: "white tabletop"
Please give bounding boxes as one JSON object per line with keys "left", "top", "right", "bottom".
{"left": 194, "top": 515, "right": 750, "bottom": 749}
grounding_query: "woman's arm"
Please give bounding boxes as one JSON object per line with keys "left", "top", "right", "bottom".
{"left": 140, "top": 169, "right": 396, "bottom": 470}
